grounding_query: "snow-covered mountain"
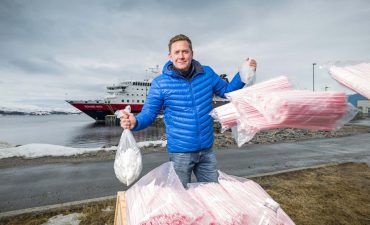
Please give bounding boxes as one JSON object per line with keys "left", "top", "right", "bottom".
{"left": 0, "top": 105, "right": 80, "bottom": 116}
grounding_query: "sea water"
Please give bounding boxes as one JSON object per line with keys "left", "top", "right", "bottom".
{"left": 0, "top": 114, "right": 165, "bottom": 148}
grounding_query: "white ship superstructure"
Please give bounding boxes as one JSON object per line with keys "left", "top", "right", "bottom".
{"left": 66, "top": 80, "right": 151, "bottom": 121}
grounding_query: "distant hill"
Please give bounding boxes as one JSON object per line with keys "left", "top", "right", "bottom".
{"left": 0, "top": 107, "right": 81, "bottom": 116}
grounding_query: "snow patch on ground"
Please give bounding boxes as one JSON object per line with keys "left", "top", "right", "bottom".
{"left": 0, "top": 140, "right": 167, "bottom": 159}
{"left": 41, "top": 213, "right": 83, "bottom": 225}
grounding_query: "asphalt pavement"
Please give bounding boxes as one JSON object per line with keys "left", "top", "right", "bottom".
{"left": 0, "top": 133, "right": 369, "bottom": 213}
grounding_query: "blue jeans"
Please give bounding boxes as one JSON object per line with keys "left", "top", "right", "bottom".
{"left": 168, "top": 148, "right": 218, "bottom": 188}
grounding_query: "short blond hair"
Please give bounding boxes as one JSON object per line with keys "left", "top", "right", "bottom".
{"left": 168, "top": 34, "right": 193, "bottom": 53}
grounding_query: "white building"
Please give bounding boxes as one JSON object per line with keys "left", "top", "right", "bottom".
{"left": 358, "top": 100, "right": 370, "bottom": 117}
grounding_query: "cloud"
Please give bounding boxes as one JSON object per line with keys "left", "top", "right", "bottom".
{"left": 0, "top": 0, "right": 369, "bottom": 108}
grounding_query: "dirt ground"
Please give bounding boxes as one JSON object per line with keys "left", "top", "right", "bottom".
{"left": 1, "top": 162, "right": 369, "bottom": 225}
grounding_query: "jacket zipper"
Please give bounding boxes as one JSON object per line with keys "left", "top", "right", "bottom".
{"left": 187, "top": 79, "right": 201, "bottom": 149}
{"left": 188, "top": 74, "right": 202, "bottom": 149}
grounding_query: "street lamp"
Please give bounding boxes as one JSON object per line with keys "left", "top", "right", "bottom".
{"left": 312, "top": 63, "right": 317, "bottom": 91}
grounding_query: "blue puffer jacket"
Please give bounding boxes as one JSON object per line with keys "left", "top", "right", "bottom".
{"left": 132, "top": 60, "right": 244, "bottom": 152}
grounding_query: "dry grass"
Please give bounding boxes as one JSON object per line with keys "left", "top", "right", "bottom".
{"left": 1, "top": 163, "right": 369, "bottom": 225}
{"left": 254, "top": 162, "right": 370, "bottom": 225}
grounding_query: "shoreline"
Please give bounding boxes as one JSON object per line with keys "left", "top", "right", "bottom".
{"left": 1, "top": 124, "right": 369, "bottom": 169}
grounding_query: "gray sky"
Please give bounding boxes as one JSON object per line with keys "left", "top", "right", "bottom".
{"left": 1, "top": 0, "right": 369, "bottom": 109}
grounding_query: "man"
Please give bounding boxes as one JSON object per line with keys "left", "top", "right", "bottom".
{"left": 120, "top": 34, "right": 256, "bottom": 187}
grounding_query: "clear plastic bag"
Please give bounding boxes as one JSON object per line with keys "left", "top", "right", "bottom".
{"left": 335, "top": 103, "right": 359, "bottom": 129}
{"left": 114, "top": 106, "right": 142, "bottom": 186}
{"left": 239, "top": 58, "right": 257, "bottom": 87}
{"left": 218, "top": 171, "right": 295, "bottom": 225}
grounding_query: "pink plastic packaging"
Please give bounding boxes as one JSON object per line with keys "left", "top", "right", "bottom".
{"left": 125, "top": 162, "right": 213, "bottom": 225}
{"left": 210, "top": 76, "right": 293, "bottom": 134}
{"left": 329, "top": 62, "right": 370, "bottom": 99}
{"left": 218, "top": 171, "right": 295, "bottom": 225}
{"left": 187, "top": 182, "right": 249, "bottom": 224}
{"left": 245, "top": 90, "right": 349, "bottom": 130}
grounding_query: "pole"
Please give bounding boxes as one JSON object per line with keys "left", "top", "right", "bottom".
{"left": 312, "top": 63, "right": 316, "bottom": 91}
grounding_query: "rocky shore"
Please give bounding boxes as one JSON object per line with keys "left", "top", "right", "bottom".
{"left": 1, "top": 123, "right": 369, "bottom": 169}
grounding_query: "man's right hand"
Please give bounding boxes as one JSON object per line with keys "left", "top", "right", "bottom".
{"left": 120, "top": 111, "right": 137, "bottom": 129}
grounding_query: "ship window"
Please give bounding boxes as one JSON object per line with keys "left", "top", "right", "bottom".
{"left": 137, "top": 94, "right": 139, "bottom": 96}
{"left": 142, "top": 100, "right": 144, "bottom": 103}
{"left": 132, "top": 94, "right": 134, "bottom": 96}
{"left": 141, "top": 94, "right": 143, "bottom": 96}
{"left": 127, "top": 100, "right": 129, "bottom": 103}
{"left": 137, "top": 100, "right": 140, "bottom": 103}
{"left": 122, "top": 100, "right": 124, "bottom": 102}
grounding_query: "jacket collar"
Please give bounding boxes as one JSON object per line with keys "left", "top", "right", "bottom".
{"left": 163, "top": 59, "right": 204, "bottom": 79}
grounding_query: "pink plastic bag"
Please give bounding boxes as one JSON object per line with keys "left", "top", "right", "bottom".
{"left": 329, "top": 62, "right": 370, "bottom": 99}
{"left": 188, "top": 182, "right": 249, "bottom": 224}
{"left": 125, "top": 162, "right": 213, "bottom": 225}
{"left": 218, "top": 171, "right": 295, "bottom": 225}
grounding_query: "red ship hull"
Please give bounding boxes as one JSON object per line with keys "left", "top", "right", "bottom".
{"left": 67, "top": 102, "right": 144, "bottom": 121}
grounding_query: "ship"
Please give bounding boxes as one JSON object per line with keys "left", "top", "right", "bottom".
{"left": 66, "top": 70, "right": 229, "bottom": 122}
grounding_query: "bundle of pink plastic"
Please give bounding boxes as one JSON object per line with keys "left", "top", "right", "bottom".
{"left": 125, "top": 162, "right": 213, "bottom": 224}
{"left": 329, "top": 62, "right": 370, "bottom": 99}
{"left": 188, "top": 182, "right": 248, "bottom": 224}
{"left": 210, "top": 103, "right": 239, "bottom": 132}
{"left": 218, "top": 171, "right": 295, "bottom": 225}
{"left": 210, "top": 76, "right": 293, "bottom": 132}
{"left": 211, "top": 75, "right": 358, "bottom": 146}
{"left": 246, "top": 90, "right": 348, "bottom": 130}
{"left": 125, "top": 162, "right": 296, "bottom": 225}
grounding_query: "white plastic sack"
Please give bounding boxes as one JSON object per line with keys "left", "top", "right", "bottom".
{"left": 114, "top": 106, "right": 142, "bottom": 186}
{"left": 239, "top": 58, "right": 257, "bottom": 86}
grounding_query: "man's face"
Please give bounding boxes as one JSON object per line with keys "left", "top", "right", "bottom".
{"left": 168, "top": 40, "right": 193, "bottom": 71}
